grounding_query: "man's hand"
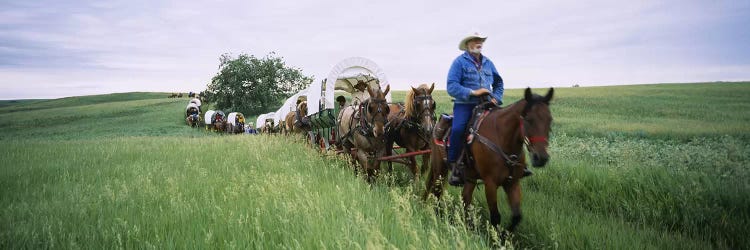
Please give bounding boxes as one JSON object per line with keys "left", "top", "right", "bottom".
{"left": 471, "top": 88, "right": 491, "bottom": 96}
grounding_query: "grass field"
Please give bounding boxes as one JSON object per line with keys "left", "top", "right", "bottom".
{"left": 1, "top": 82, "right": 748, "bottom": 249}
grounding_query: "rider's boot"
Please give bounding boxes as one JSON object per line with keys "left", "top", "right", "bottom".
{"left": 448, "top": 162, "right": 464, "bottom": 187}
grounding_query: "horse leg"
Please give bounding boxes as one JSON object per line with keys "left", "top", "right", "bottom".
{"left": 483, "top": 181, "right": 502, "bottom": 229}
{"left": 420, "top": 152, "right": 430, "bottom": 175}
{"left": 503, "top": 182, "right": 523, "bottom": 232}
{"left": 406, "top": 151, "right": 419, "bottom": 184}
{"left": 424, "top": 150, "right": 448, "bottom": 201}
{"left": 462, "top": 181, "right": 477, "bottom": 228}
{"left": 352, "top": 150, "right": 359, "bottom": 173}
{"left": 373, "top": 160, "right": 382, "bottom": 183}
{"left": 365, "top": 160, "right": 376, "bottom": 184}
{"left": 357, "top": 151, "right": 375, "bottom": 183}
{"left": 385, "top": 140, "right": 394, "bottom": 173}
{"left": 423, "top": 155, "right": 439, "bottom": 201}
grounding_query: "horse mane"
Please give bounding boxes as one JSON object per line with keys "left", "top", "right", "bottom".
{"left": 403, "top": 83, "right": 431, "bottom": 118}
{"left": 297, "top": 101, "right": 307, "bottom": 112}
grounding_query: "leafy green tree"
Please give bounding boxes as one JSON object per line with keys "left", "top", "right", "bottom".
{"left": 205, "top": 52, "right": 312, "bottom": 116}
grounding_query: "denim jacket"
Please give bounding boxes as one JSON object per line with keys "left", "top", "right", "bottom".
{"left": 446, "top": 52, "right": 504, "bottom": 104}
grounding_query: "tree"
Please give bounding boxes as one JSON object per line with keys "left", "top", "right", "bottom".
{"left": 204, "top": 52, "right": 312, "bottom": 116}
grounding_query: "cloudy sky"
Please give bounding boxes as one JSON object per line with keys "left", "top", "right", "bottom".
{"left": 1, "top": 0, "right": 748, "bottom": 99}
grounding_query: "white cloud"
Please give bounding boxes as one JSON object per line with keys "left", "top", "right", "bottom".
{"left": 0, "top": 0, "right": 748, "bottom": 99}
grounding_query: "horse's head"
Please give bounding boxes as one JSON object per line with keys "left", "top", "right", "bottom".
{"left": 365, "top": 84, "right": 391, "bottom": 137}
{"left": 408, "top": 83, "right": 437, "bottom": 133}
{"left": 522, "top": 87, "right": 554, "bottom": 167}
{"left": 297, "top": 101, "right": 308, "bottom": 117}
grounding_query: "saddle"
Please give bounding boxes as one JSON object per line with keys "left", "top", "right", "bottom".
{"left": 434, "top": 101, "right": 498, "bottom": 147}
{"left": 433, "top": 101, "right": 500, "bottom": 168}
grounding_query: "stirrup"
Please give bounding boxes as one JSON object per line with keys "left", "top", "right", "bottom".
{"left": 522, "top": 168, "right": 533, "bottom": 177}
{"left": 448, "top": 163, "right": 464, "bottom": 187}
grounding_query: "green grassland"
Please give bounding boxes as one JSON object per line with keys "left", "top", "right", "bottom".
{"left": 1, "top": 82, "right": 749, "bottom": 249}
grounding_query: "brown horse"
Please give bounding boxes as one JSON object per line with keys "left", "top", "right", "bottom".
{"left": 186, "top": 114, "right": 200, "bottom": 127}
{"left": 337, "top": 85, "right": 391, "bottom": 182}
{"left": 212, "top": 111, "right": 226, "bottom": 132}
{"left": 185, "top": 105, "right": 200, "bottom": 127}
{"left": 385, "top": 83, "right": 436, "bottom": 183}
{"left": 285, "top": 101, "right": 309, "bottom": 134}
{"left": 262, "top": 120, "right": 275, "bottom": 134}
{"left": 276, "top": 122, "right": 285, "bottom": 135}
{"left": 424, "top": 87, "right": 554, "bottom": 233}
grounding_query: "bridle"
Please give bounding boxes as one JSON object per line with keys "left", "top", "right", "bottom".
{"left": 358, "top": 98, "right": 389, "bottom": 136}
{"left": 407, "top": 93, "right": 436, "bottom": 146}
{"left": 412, "top": 94, "right": 436, "bottom": 123}
{"left": 519, "top": 102, "right": 550, "bottom": 155}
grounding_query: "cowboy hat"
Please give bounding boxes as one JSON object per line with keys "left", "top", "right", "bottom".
{"left": 458, "top": 31, "right": 488, "bottom": 51}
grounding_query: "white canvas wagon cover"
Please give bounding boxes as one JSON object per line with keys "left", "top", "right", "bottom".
{"left": 186, "top": 103, "right": 199, "bottom": 111}
{"left": 260, "top": 112, "right": 276, "bottom": 127}
{"left": 204, "top": 110, "right": 216, "bottom": 125}
{"left": 255, "top": 114, "right": 267, "bottom": 129}
{"left": 274, "top": 86, "right": 311, "bottom": 125}
{"left": 227, "top": 112, "right": 243, "bottom": 124}
{"left": 307, "top": 57, "right": 391, "bottom": 116}
{"left": 189, "top": 98, "right": 201, "bottom": 107}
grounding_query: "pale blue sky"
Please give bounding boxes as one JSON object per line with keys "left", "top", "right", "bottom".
{"left": 1, "top": 0, "right": 748, "bottom": 99}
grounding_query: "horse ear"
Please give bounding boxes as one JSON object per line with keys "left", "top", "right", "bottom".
{"left": 367, "top": 85, "right": 375, "bottom": 98}
{"left": 544, "top": 88, "right": 554, "bottom": 104}
{"left": 411, "top": 86, "right": 418, "bottom": 95}
{"left": 524, "top": 87, "right": 532, "bottom": 101}
{"left": 429, "top": 83, "right": 435, "bottom": 94}
{"left": 383, "top": 85, "right": 390, "bottom": 96}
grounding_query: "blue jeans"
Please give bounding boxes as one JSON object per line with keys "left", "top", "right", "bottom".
{"left": 448, "top": 103, "right": 476, "bottom": 163}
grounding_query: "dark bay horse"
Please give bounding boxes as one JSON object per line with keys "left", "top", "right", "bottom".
{"left": 425, "top": 87, "right": 554, "bottom": 233}
{"left": 337, "top": 85, "right": 391, "bottom": 182}
{"left": 385, "top": 83, "right": 436, "bottom": 183}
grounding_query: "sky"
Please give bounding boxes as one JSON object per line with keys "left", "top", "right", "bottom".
{"left": 1, "top": 0, "right": 748, "bottom": 99}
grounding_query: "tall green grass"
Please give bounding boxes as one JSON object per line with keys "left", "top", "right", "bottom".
{"left": 0, "top": 136, "right": 500, "bottom": 249}
{"left": 1, "top": 83, "right": 749, "bottom": 249}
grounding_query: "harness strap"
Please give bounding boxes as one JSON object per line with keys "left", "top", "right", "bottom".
{"left": 357, "top": 102, "right": 371, "bottom": 135}
{"left": 473, "top": 132, "right": 523, "bottom": 169}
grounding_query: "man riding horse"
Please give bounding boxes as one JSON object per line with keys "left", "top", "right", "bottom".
{"left": 446, "top": 31, "right": 532, "bottom": 186}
